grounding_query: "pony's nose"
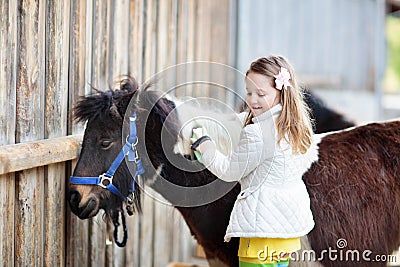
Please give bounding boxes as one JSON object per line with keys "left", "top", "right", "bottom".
{"left": 68, "top": 187, "right": 99, "bottom": 219}
{"left": 68, "top": 188, "right": 82, "bottom": 213}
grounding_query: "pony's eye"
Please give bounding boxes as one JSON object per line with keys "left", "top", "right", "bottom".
{"left": 100, "top": 140, "right": 113, "bottom": 149}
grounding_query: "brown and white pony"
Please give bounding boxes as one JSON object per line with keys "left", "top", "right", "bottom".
{"left": 68, "top": 77, "right": 400, "bottom": 267}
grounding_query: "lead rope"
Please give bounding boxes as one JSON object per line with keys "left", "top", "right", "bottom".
{"left": 113, "top": 208, "right": 128, "bottom": 247}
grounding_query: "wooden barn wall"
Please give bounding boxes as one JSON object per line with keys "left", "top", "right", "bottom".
{"left": 0, "top": 0, "right": 234, "bottom": 266}
{"left": 236, "top": 0, "right": 386, "bottom": 92}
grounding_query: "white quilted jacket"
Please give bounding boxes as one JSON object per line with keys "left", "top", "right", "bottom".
{"left": 201, "top": 104, "right": 317, "bottom": 242}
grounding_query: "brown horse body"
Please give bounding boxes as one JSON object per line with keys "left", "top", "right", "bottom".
{"left": 69, "top": 79, "right": 400, "bottom": 266}
{"left": 304, "top": 122, "right": 400, "bottom": 266}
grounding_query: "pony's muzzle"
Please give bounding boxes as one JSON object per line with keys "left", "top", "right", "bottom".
{"left": 68, "top": 187, "right": 99, "bottom": 219}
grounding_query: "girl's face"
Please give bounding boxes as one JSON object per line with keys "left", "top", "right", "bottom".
{"left": 245, "top": 72, "right": 281, "bottom": 117}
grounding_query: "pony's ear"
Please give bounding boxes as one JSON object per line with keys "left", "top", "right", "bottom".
{"left": 110, "top": 103, "right": 122, "bottom": 120}
{"left": 112, "top": 76, "right": 141, "bottom": 117}
{"left": 118, "top": 76, "right": 139, "bottom": 93}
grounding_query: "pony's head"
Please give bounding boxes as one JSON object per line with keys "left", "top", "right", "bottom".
{"left": 68, "top": 77, "right": 179, "bottom": 220}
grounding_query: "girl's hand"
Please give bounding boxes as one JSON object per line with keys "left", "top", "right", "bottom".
{"left": 190, "top": 127, "right": 210, "bottom": 153}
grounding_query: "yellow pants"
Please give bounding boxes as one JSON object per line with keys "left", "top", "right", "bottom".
{"left": 238, "top": 237, "right": 301, "bottom": 267}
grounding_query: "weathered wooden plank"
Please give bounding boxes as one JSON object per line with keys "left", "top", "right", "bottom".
{"left": 111, "top": 0, "right": 130, "bottom": 78}
{"left": 176, "top": 0, "right": 187, "bottom": 66}
{"left": 167, "top": 0, "right": 178, "bottom": 68}
{"left": 186, "top": 0, "right": 196, "bottom": 64}
{"left": 66, "top": 0, "right": 92, "bottom": 265}
{"left": 14, "top": 0, "right": 46, "bottom": 265}
{"left": 91, "top": 0, "right": 111, "bottom": 90}
{"left": 0, "top": 135, "right": 82, "bottom": 175}
{"left": 125, "top": 209, "right": 141, "bottom": 267}
{"left": 0, "top": 1, "right": 17, "bottom": 265}
{"left": 125, "top": 1, "right": 145, "bottom": 266}
{"left": 90, "top": 1, "right": 113, "bottom": 266}
{"left": 84, "top": 0, "right": 94, "bottom": 94}
{"left": 156, "top": 0, "right": 169, "bottom": 73}
{"left": 43, "top": 0, "right": 70, "bottom": 265}
{"left": 171, "top": 209, "right": 193, "bottom": 263}
{"left": 15, "top": 1, "right": 45, "bottom": 143}
{"left": 157, "top": 0, "right": 178, "bottom": 71}
{"left": 196, "top": 0, "right": 212, "bottom": 63}
{"left": 0, "top": 173, "right": 15, "bottom": 267}
{"left": 174, "top": 0, "right": 189, "bottom": 97}
{"left": 154, "top": 199, "right": 175, "bottom": 266}
{"left": 143, "top": 0, "right": 157, "bottom": 81}
{"left": 209, "top": 0, "right": 230, "bottom": 100}
{"left": 44, "top": 162, "right": 66, "bottom": 265}
{"left": 0, "top": 0, "right": 17, "bottom": 146}
{"left": 68, "top": 0, "right": 92, "bottom": 134}
{"left": 140, "top": 4, "right": 159, "bottom": 265}
{"left": 171, "top": 209, "right": 182, "bottom": 261}
{"left": 105, "top": 221, "right": 115, "bottom": 267}
{"left": 15, "top": 167, "right": 45, "bottom": 267}
{"left": 193, "top": 0, "right": 211, "bottom": 98}
{"left": 128, "top": 0, "right": 145, "bottom": 81}
{"left": 179, "top": 0, "right": 197, "bottom": 97}
{"left": 140, "top": 189, "right": 155, "bottom": 267}
{"left": 44, "top": 0, "right": 70, "bottom": 140}
{"left": 156, "top": 0, "right": 178, "bottom": 96}
{"left": 89, "top": 211, "right": 107, "bottom": 267}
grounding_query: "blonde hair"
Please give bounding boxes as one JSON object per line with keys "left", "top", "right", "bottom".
{"left": 244, "top": 55, "right": 314, "bottom": 154}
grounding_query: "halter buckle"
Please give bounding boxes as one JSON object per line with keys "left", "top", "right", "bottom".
{"left": 132, "top": 149, "right": 140, "bottom": 163}
{"left": 125, "top": 135, "right": 139, "bottom": 162}
{"left": 98, "top": 173, "right": 113, "bottom": 188}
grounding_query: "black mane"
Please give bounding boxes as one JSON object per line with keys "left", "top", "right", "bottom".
{"left": 73, "top": 77, "right": 139, "bottom": 123}
{"left": 303, "top": 89, "right": 356, "bottom": 133}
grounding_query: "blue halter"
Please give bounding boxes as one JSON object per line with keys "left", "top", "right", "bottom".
{"left": 70, "top": 112, "right": 145, "bottom": 202}
{"left": 70, "top": 112, "right": 144, "bottom": 247}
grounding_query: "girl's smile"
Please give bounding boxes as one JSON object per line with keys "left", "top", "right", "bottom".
{"left": 245, "top": 72, "right": 281, "bottom": 116}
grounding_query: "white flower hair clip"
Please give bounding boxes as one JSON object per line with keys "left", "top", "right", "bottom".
{"left": 274, "top": 67, "right": 291, "bottom": 90}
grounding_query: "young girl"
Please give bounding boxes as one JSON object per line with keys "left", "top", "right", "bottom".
{"left": 191, "top": 55, "right": 315, "bottom": 267}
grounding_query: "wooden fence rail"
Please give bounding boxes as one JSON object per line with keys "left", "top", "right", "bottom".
{"left": 0, "top": 135, "right": 82, "bottom": 175}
